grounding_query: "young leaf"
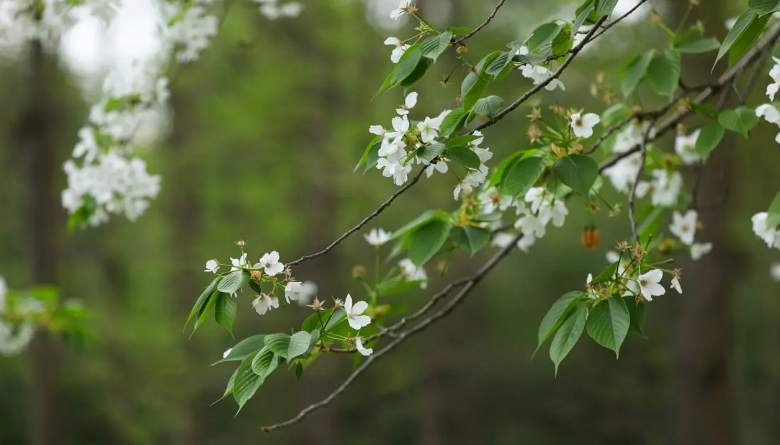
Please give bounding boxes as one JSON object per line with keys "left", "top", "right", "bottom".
{"left": 586, "top": 297, "right": 630, "bottom": 357}
{"left": 391, "top": 45, "right": 422, "bottom": 87}
{"left": 409, "top": 219, "right": 451, "bottom": 267}
{"left": 417, "top": 142, "right": 447, "bottom": 164}
{"left": 695, "top": 121, "right": 726, "bottom": 161}
{"left": 264, "top": 333, "right": 292, "bottom": 359}
{"left": 549, "top": 302, "right": 588, "bottom": 375}
{"left": 461, "top": 73, "right": 489, "bottom": 111}
{"left": 714, "top": 10, "right": 755, "bottom": 68}
{"left": 439, "top": 108, "right": 466, "bottom": 137}
{"left": 217, "top": 270, "right": 250, "bottom": 295}
{"left": 421, "top": 31, "right": 453, "bottom": 61}
{"left": 526, "top": 22, "right": 563, "bottom": 52}
{"left": 400, "top": 57, "right": 433, "bottom": 89}
{"left": 214, "top": 368, "right": 238, "bottom": 404}
{"left": 676, "top": 38, "right": 721, "bottom": 54}
{"left": 355, "top": 135, "right": 382, "bottom": 173}
{"left": 552, "top": 154, "right": 598, "bottom": 196}
{"left": 450, "top": 226, "right": 490, "bottom": 255}
{"left": 288, "top": 331, "right": 312, "bottom": 360}
{"left": 445, "top": 146, "right": 482, "bottom": 170}
{"left": 186, "top": 276, "right": 220, "bottom": 326}
{"left": 621, "top": 50, "right": 654, "bottom": 97}
{"left": 729, "top": 12, "right": 770, "bottom": 67}
{"left": 251, "top": 347, "right": 279, "bottom": 379}
{"left": 215, "top": 294, "right": 238, "bottom": 337}
{"left": 536, "top": 291, "right": 584, "bottom": 353}
{"left": 590, "top": 261, "right": 619, "bottom": 284}
{"left": 473, "top": 95, "right": 504, "bottom": 118}
{"left": 444, "top": 134, "right": 481, "bottom": 148}
{"left": 502, "top": 154, "right": 548, "bottom": 198}
{"left": 646, "top": 50, "right": 681, "bottom": 97}
{"left": 233, "top": 351, "right": 263, "bottom": 412}
{"left": 193, "top": 290, "right": 219, "bottom": 335}
{"left": 718, "top": 107, "right": 759, "bottom": 138}
{"left": 216, "top": 335, "right": 266, "bottom": 363}
{"left": 391, "top": 209, "right": 448, "bottom": 239}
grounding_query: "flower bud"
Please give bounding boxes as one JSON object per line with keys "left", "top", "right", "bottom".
{"left": 352, "top": 265, "right": 366, "bottom": 279}
{"left": 235, "top": 240, "right": 246, "bottom": 248}
{"left": 581, "top": 225, "right": 600, "bottom": 251}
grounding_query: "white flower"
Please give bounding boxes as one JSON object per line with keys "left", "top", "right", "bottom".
{"left": 383, "top": 37, "right": 409, "bottom": 64}
{"left": 205, "top": 259, "right": 220, "bottom": 273}
{"left": 222, "top": 348, "right": 233, "bottom": 358}
{"left": 252, "top": 293, "right": 279, "bottom": 315}
{"left": 390, "top": 0, "right": 412, "bottom": 19}
{"left": 671, "top": 277, "right": 682, "bottom": 294}
{"left": 490, "top": 232, "right": 516, "bottom": 248}
{"left": 396, "top": 92, "right": 418, "bottom": 116}
{"left": 637, "top": 269, "right": 665, "bottom": 301}
{"left": 756, "top": 104, "right": 780, "bottom": 124}
{"left": 356, "top": 337, "right": 374, "bottom": 356}
{"left": 417, "top": 117, "right": 439, "bottom": 143}
{"left": 296, "top": 281, "right": 318, "bottom": 306}
{"left": 546, "top": 78, "right": 566, "bottom": 91}
{"left": 344, "top": 294, "right": 371, "bottom": 330}
{"left": 257, "top": 251, "right": 285, "bottom": 276}
{"left": 231, "top": 253, "right": 248, "bottom": 271}
{"left": 752, "top": 212, "right": 778, "bottom": 248}
{"left": 364, "top": 228, "right": 391, "bottom": 246}
{"left": 516, "top": 233, "right": 536, "bottom": 252}
{"left": 606, "top": 251, "right": 620, "bottom": 263}
{"left": 771, "top": 263, "right": 780, "bottom": 282}
{"left": 570, "top": 113, "right": 600, "bottom": 138}
{"left": 424, "top": 159, "right": 448, "bottom": 177}
{"left": 669, "top": 210, "right": 698, "bottom": 246}
{"left": 379, "top": 115, "right": 410, "bottom": 156}
{"left": 604, "top": 153, "right": 643, "bottom": 193}
{"left": 675, "top": 130, "right": 701, "bottom": 165}
{"left": 649, "top": 170, "right": 683, "bottom": 207}
{"left": 377, "top": 147, "right": 412, "bottom": 185}
{"left": 284, "top": 281, "right": 304, "bottom": 304}
{"left": 369, "top": 125, "right": 386, "bottom": 136}
{"left": 399, "top": 258, "right": 428, "bottom": 288}
{"left": 691, "top": 242, "right": 713, "bottom": 261}
{"left": 515, "top": 213, "right": 546, "bottom": 238}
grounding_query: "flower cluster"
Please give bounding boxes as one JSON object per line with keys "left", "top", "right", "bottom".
{"left": 253, "top": 0, "right": 303, "bottom": 21}
{"left": 0, "top": 276, "right": 40, "bottom": 356}
{"left": 587, "top": 246, "right": 677, "bottom": 303}
{"left": 755, "top": 58, "right": 780, "bottom": 144}
{"left": 163, "top": 0, "right": 219, "bottom": 64}
{"left": 0, "top": 0, "right": 118, "bottom": 46}
{"left": 668, "top": 209, "right": 712, "bottom": 261}
{"left": 516, "top": 46, "right": 565, "bottom": 92}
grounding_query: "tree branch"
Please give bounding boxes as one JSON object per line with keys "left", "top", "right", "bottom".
{"left": 451, "top": 0, "right": 507, "bottom": 45}
{"left": 261, "top": 232, "right": 524, "bottom": 432}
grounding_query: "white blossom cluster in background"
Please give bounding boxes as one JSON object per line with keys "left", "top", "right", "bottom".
{"left": 54, "top": 0, "right": 304, "bottom": 227}
{"left": 0, "top": 0, "right": 118, "bottom": 46}
{"left": 755, "top": 58, "right": 780, "bottom": 143}
{"left": 516, "top": 45, "right": 566, "bottom": 92}
{"left": 0, "top": 277, "right": 40, "bottom": 356}
{"left": 253, "top": 0, "right": 303, "bottom": 20}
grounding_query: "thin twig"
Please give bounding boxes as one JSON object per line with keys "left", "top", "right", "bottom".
{"left": 627, "top": 118, "right": 656, "bottom": 241}
{"left": 287, "top": 168, "right": 426, "bottom": 267}
{"left": 262, "top": 232, "right": 524, "bottom": 433}
{"left": 474, "top": 16, "right": 608, "bottom": 133}
{"left": 452, "top": 0, "right": 507, "bottom": 45}
{"left": 546, "top": 0, "right": 648, "bottom": 62}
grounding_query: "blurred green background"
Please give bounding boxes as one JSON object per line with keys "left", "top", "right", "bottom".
{"left": 2, "top": 0, "right": 780, "bottom": 444}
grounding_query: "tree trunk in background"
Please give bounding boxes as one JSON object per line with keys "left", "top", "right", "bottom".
{"left": 673, "top": 3, "right": 736, "bottom": 444}
{"left": 22, "top": 40, "right": 62, "bottom": 445}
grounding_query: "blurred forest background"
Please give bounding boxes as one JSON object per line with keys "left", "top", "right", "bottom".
{"left": 1, "top": 0, "right": 779, "bottom": 444}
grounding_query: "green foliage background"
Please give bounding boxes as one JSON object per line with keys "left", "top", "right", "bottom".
{"left": 2, "top": 0, "right": 780, "bottom": 444}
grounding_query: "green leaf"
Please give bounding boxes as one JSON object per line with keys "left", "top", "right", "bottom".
{"left": 552, "top": 154, "right": 598, "bottom": 196}
{"left": 409, "top": 219, "right": 451, "bottom": 267}
{"left": 549, "top": 302, "right": 588, "bottom": 375}
{"left": 646, "top": 50, "right": 681, "bottom": 97}
{"left": 591, "top": 261, "right": 619, "bottom": 284}
{"left": 730, "top": 12, "right": 770, "bottom": 67}
{"left": 473, "top": 95, "right": 504, "bottom": 118}
{"left": 637, "top": 205, "right": 665, "bottom": 246}
{"left": 392, "top": 209, "right": 448, "bottom": 239}
{"left": 572, "top": 1, "right": 594, "bottom": 37}
{"left": 450, "top": 226, "right": 490, "bottom": 255}
{"left": 444, "top": 146, "right": 481, "bottom": 170}
{"left": 461, "top": 73, "right": 489, "bottom": 111}
{"left": 502, "top": 154, "right": 547, "bottom": 198}
{"left": 355, "top": 135, "right": 382, "bottom": 173}
{"left": 749, "top": 0, "right": 780, "bottom": 13}
{"left": 715, "top": 10, "right": 755, "bottom": 68}
{"left": 295, "top": 363, "right": 303, "bottom": 380}
{"left": 595, "top": 0, "right": 619, "bottom": 16}
{"left": 421, "top": 31, "right": 452, "bottom": 61}
{"left": 439, "top": 108, "right": 467, "bottom": 137}
{"left": 233, "top": 352, "right": 263, "bottom": 412}
{"left": 485, "top": 52, "right": 513, "bottom": 77}
{"left": 217, "top": 270, "right": 250, "bottom": 295}
{"left": 214, "top": 368, "right": 238, "bottom": 404}
{"left": 444, "top": 134, "right": 481, "bottom": 148}
{"left": 586, "top": 297, "right": 630, "bottom": 357}
{"left": 187, "top": 276, "right": 220, "bottom": 326}
{"left": 600, "top": 103, "right": 630, "bottom": 126}
{"left": 264, "top": 333, "right": 292, "bottom": 359}
{"left": 536, "top": 292, "right": 583, "bottom": 352}
{"left": 417, "top": 142, "right": 446, "bottom": 164}
{"left": 301, "top": 308, "right": 334, "bottom": 332}
{"left": 551, "top": 23, "right": 572, "bottom": 56}
{"left": 391, "top": 45, "right": 422, "bottom": 87}
{"left": 399, "top": 57, "right": 433, "bottom": 89}
{"left": 765, "top": 190, "right": 780, "bottom": 229}
{"left": 193, "top": 290, "right": 219, "bottom": 334}
{"left": 376, "top": 277, "right": 426, "bottom": 297}
{"left": 690, "top": 103, "right": 720, "bottom": 119}
{"left": 718, "top": 106, "right": 759, "bottom": 138}
{"left": 624, "top": 297, "right": 647, "bottom": 337}
{"left": 621, "top": 50, "right": 654, "bottom": 97}
{"left": 216, "top": 335, "right": 266, "bottom": 363}
{"left": 288, "top": 331, "right": 311, "bottom": 360}
{"left": 676, "top": 38, "right": 721, "bottom": 54}
{"left": 215, "top": 294, "right": 237, "bottom": 337}
{"left": 526, "top": 22, "right": 563, "bottom": 52}
{"left": 695, "top": 121, "right": 726, "bottom": 161}
{"left": 250, "top": 347, "right": 278, "bottom": 379}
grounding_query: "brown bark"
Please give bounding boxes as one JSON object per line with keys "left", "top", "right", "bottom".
{"left": 22, "top": 40, "right": 62, "bottom": 445}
